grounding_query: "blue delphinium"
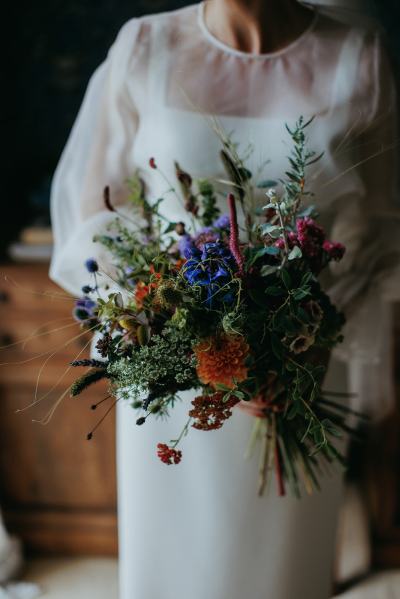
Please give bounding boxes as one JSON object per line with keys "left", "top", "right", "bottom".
{"left": 183, "top": 241, "right": 237, "bottom": 308}
{"left": 179, "top": 227, "right": 224, "bottom": 260}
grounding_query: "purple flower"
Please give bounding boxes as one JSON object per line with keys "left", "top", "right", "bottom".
{"left": 213, "top": 213, "right": 230, "bottom": 229}
{"left": 193, "top": 227, "right": 220, "bottom": 251}
{"left": 85, "top": 258, "right": 99, "bottom": 273}
{"left": 178, "top": 234, "right": 195, "bottom": 258}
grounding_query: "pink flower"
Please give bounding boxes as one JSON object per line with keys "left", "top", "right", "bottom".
{"left": 296, "top": 217, "right": 325, "bottom": 258}
{"left": 275, "top": 232, "right": 298, "bottom": 250}
{"left": 323, "top": 240, "right": 345, "bottom": 261}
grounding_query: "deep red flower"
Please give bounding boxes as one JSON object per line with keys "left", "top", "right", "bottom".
{"left": 296, "top": 217, "right": 325, "bottom": 258}
{"left": 157, "top": 443, "right": 182, "bottom": 465}
{"left": 323, "top": 240, "right": 345, "bottom": 261}
{"left": 189, "top": 392, "right": 240, "bottom": 431}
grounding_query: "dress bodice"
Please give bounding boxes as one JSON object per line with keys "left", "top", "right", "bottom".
{"left": 49, "top": 2, "right": 400, "bottom": 416}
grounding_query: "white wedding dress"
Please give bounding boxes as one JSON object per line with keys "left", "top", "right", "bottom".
{"left": 50, "top": 3, "right": 400, "bottom": 598}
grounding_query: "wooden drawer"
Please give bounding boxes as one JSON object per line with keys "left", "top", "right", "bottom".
{"left": 0, "top": 264, "right": 73, "bottom": 314}
{"left": 0, "top": 263, "right": 117, "bottom": 555}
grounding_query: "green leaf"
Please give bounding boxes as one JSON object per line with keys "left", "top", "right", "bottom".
{"left": 296, "top": 307, "right": 311, "bottom": 322}
{"left": 260, "top": 265, "right": 279, "bottom": 277}
{"left": 238, "top": 167, "right": 252, "bottom": 181}
{"left": 306, "top": 151, "right": 324, "bottom": 167}
{"left": 270, "top": 333, "right": 284, "bottom": 359}
{"left": 292, "top": 287, "right": 311, "bottom": 301}
{"left": 215, "top": 383, "right": 232, "bottom": 392}
{"left": 288, "top": 246, "right": 302, "bottom": 261}
{"left": 301, "top": 272, "right": 313, "bottom": 286}
{"left": 280, "top": 269, "right": 292, "bottom": 289}
{"left": 287, "top": 403, "right": 300, "bottom": 420}
{"left": 249, "top": 287, "right": 268, "bottom": 307}
{"left": 265, "top": 286, "right": 286, "bottom": 296}
{"left": 260, "top": 223, "right": 280, "bottom": 236}
{"left": 163, "top": 222, "right": 178, "bottom": 234}
{"left": 250, "top": 246, "right": 280, "bottom": 263}
{"left": 257, "top": 179, "right": 278, "bottom": 189}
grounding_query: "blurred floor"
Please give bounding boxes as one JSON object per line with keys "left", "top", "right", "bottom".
{"left": 22, "top": 557, "right": 118, "bottom": 599}
{"left": 17, "top": 556, "right": 400, "bottom": 598}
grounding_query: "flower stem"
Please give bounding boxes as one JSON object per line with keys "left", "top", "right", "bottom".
{"left": 227, "top": 193, "right": 244, "bottom": 274}
{"left": 274, "top": 438, "right": 286, "bottom": 497}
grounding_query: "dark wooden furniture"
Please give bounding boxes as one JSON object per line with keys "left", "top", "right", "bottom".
{"left": 0, "top": 262, "right": 117, "bottom": 555}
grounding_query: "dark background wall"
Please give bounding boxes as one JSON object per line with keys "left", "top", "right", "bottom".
{"left": 3, "top": 0, "right": 399, "bottom": 257}
{"left": 4, "top": 1, "right": 193, "bottom": 257}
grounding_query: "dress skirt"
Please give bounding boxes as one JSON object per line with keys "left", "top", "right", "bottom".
{"left": 117, "top": 359, "right": 347, "bottom": 599}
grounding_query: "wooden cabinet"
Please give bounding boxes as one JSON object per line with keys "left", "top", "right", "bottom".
{"left": 0, "top": 263, "right": 117, "bottom": 555}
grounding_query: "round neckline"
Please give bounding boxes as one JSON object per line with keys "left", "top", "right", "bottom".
{"left": 197, "top": 1, "right": 319, "bottom": 60}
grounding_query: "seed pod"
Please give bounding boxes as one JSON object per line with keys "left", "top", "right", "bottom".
{"left": 118, "top": 318, "right": 136, "bottom": 331}
{"left": 137, "top": 324, "right": 150, "bottom": 346}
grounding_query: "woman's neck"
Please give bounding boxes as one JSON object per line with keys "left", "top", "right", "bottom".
{"left": 203, "top": 0, "right": 315, "bottom": 55}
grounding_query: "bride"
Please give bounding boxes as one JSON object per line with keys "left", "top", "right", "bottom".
{"left": 50, "top": 1, "right": 399, "bottom": 597}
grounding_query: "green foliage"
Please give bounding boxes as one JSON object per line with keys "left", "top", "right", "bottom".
{"left": 197, "top": 179, "right": 220, "bottom": 226}
{"left": 107, "top": 327, "right": 198, "bottom": 402}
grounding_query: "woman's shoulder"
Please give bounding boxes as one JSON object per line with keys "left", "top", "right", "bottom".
{"left": 113, "top": 3, "right": 198, "bottom": 54}
{"left": 312, "top": 7, "right": 387, "bottom": 91}
{"left": 314, "top": 8, "right": 384, "bottom": 51}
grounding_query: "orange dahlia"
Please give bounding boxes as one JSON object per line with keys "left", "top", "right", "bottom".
{"left": 194, "top": 333, "right": 249, "bottom": 389}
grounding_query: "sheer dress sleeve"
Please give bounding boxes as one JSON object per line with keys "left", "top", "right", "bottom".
{"left": 329, "top": 30, "right": 400, "bottom": 417}
{"left": 49, "top": 20, "right": 141, "bottom": 296}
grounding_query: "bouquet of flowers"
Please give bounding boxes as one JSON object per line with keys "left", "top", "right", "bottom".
{"left": 71, "top": 117, "right": 357, "bottom": 497}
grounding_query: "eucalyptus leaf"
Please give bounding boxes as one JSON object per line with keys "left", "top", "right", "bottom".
{"left": 292, "top": 288, "right": 311, "bottom": 301}
{"left": 280, "top": 269, "right": 292, "bottom": 289}
{"left": 288, "top": 246, "right": 302, "bottom": 261}
{"left": 260, "top": 264, "right": 279, "bottom": 277}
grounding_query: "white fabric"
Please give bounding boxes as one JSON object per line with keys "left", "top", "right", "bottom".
{"left": 0, "top": 515, "right": 21, "bottom": 585}
{"left": 333, "top": 572, "right": 400, "bottom": 598}
{"left": 49, "top": 3, "right": 400, "bottom": 598}
{"left": 334, "top": 485, "right": 371, "bottom": 583}
{"left": 0, "top": 515, "right": 40, "bottom": 599}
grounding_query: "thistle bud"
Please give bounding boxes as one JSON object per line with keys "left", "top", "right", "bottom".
{"left": 175, "top": 222, "right": 186, "bottom": 236}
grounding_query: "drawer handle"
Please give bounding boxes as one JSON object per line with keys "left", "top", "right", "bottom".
{"left": 0, "top": 333, "right": 13, "bottom": 346}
